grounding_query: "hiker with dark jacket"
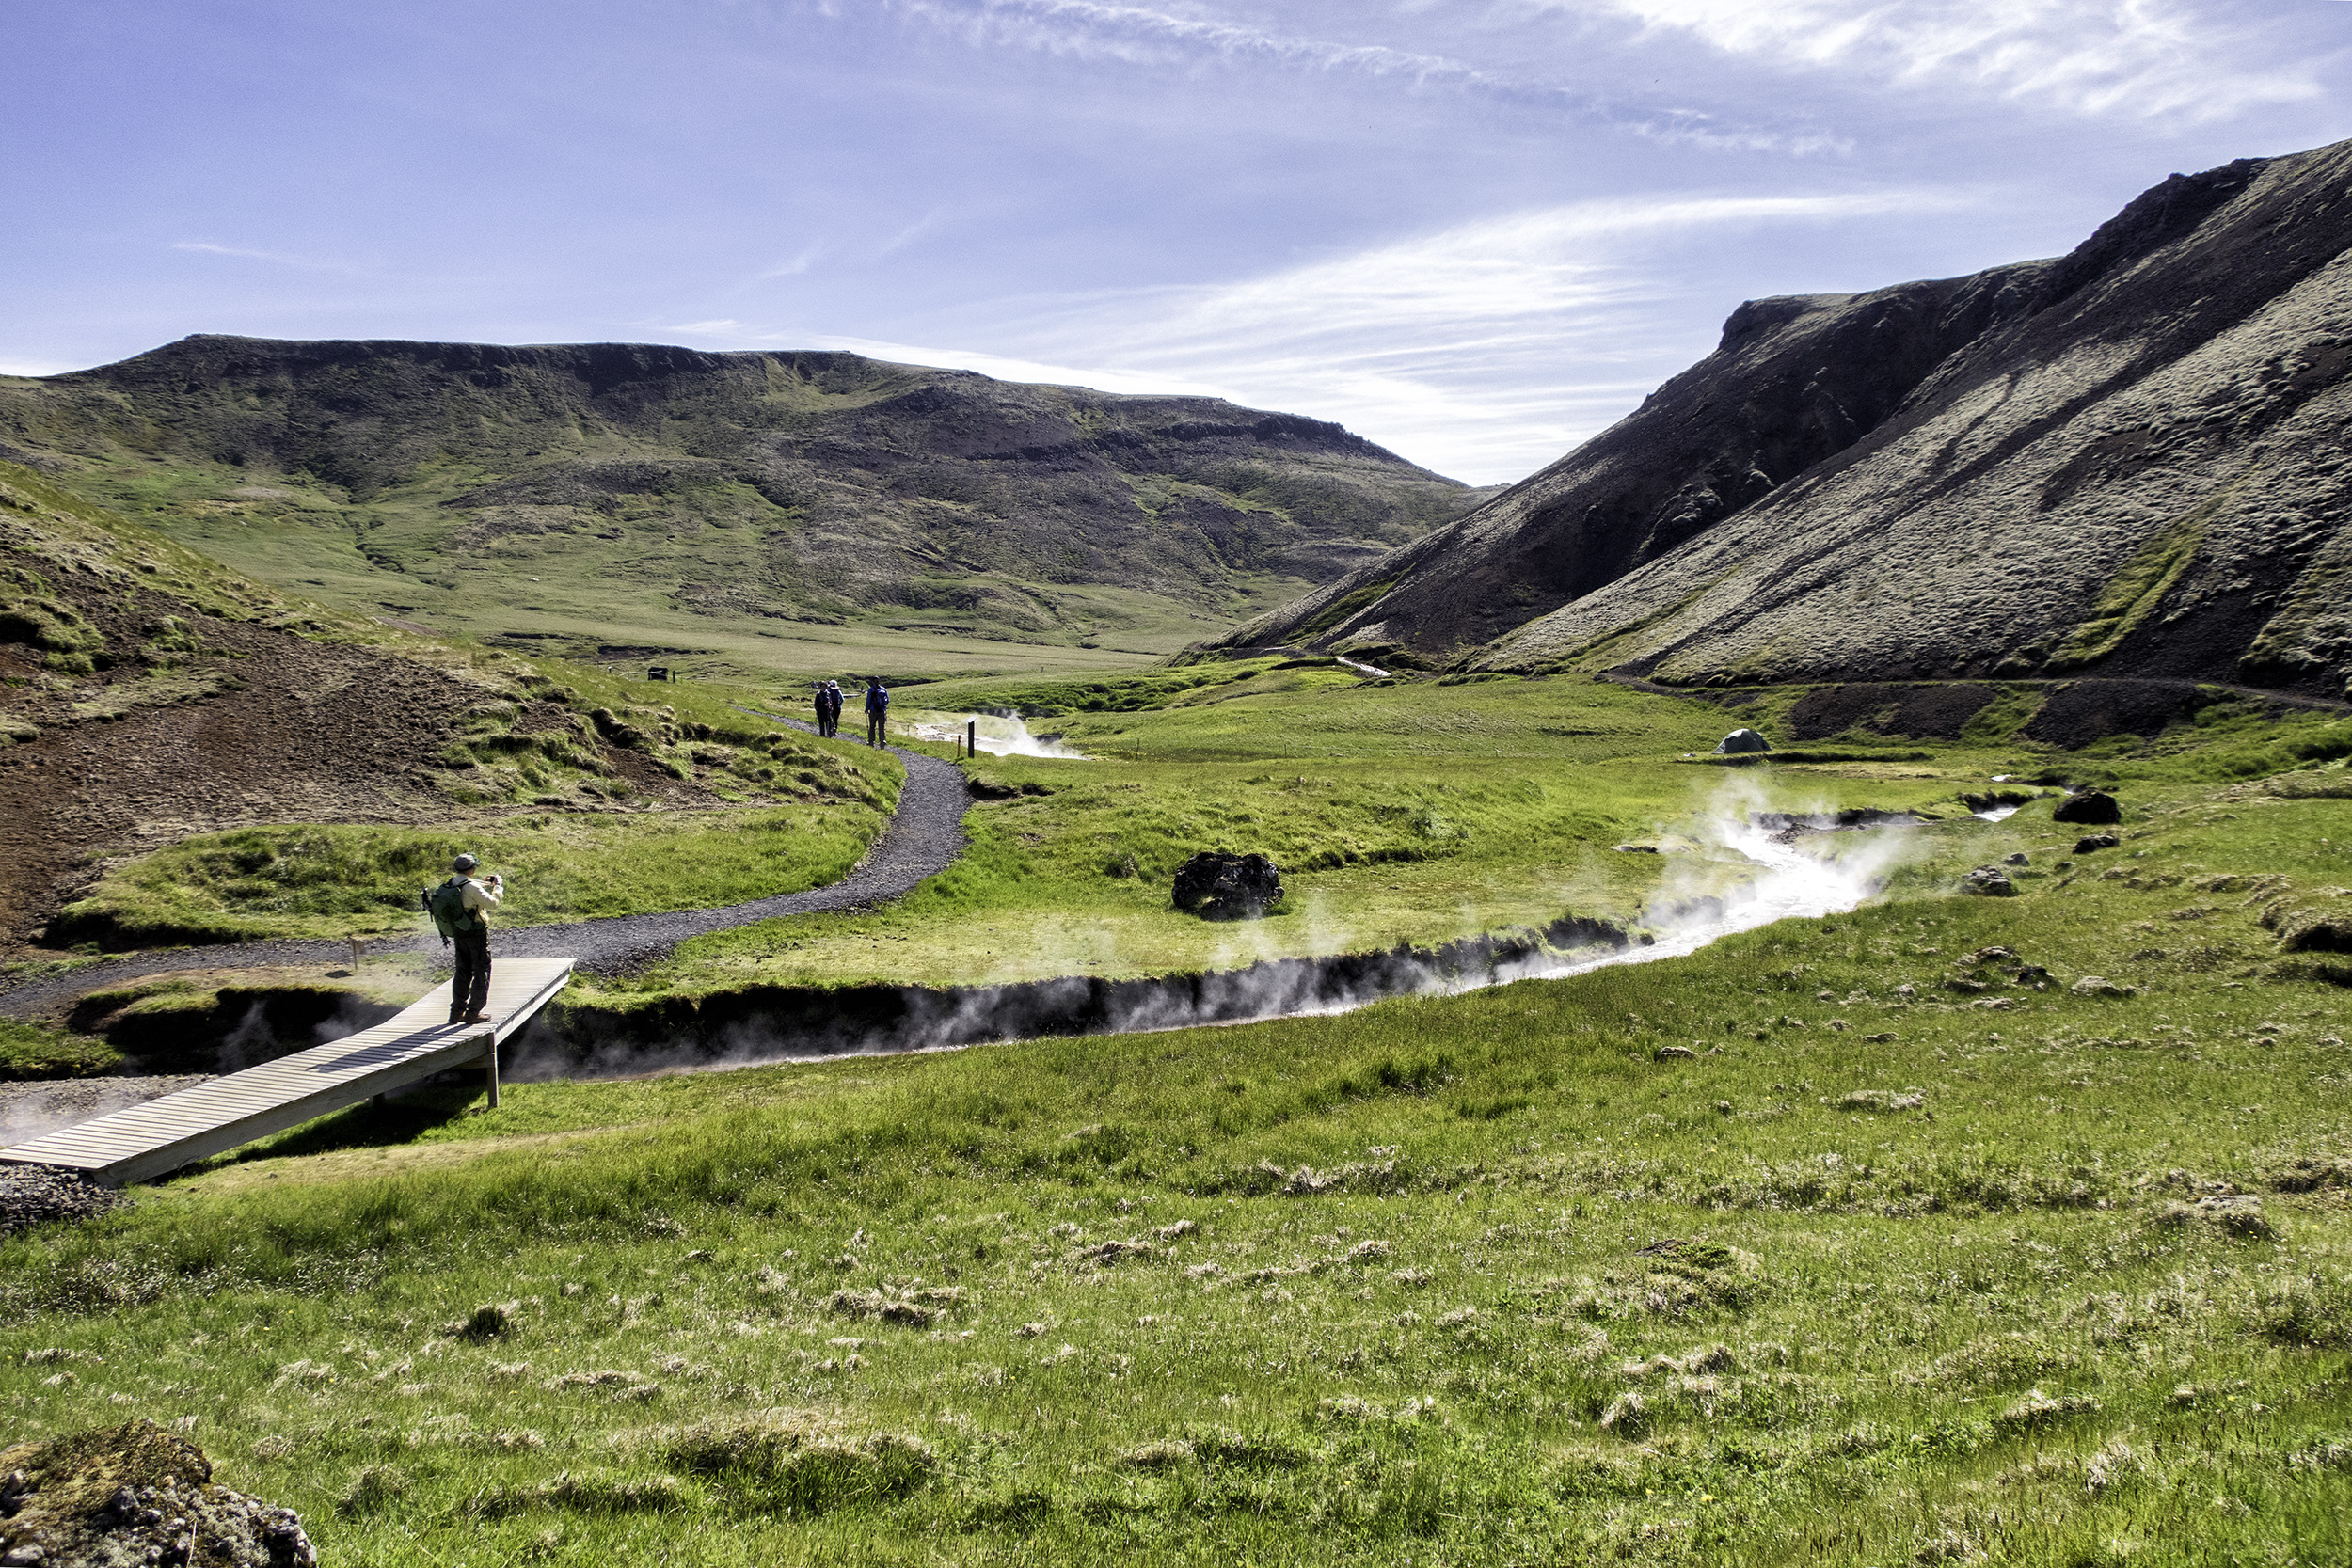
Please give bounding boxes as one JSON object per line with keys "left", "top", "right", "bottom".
{"left": 864, "top": 680, "right": 889, "bottom": 747}
{"left": 426, "top": 853, "right": 504, "bottom": 1024}
{"left": 812, "top": 681, "right": 830, "bottom": 736}
{"left": 824, "top": 680, "right": 844, "bottom": 737}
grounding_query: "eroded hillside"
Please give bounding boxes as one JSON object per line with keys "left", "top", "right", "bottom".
{"left": 1232, "top": 139, "right": 2352, "bottom": 702}
{"left": 0, "top": 462, "right": 886, "bottom": 951}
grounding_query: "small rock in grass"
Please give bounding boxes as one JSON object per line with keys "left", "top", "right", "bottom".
{"left": 2074, "top": 832, "right": 2120, "bottom": 853}
{"left": 1838, "top": 1088, "right": 1925, "bottom": 1113}
{"left": 1963, "top": 865, "right": 2016, "bottom": 896}
{"left": 1655, "top": 1046, "right": 1698, "bottom": 1061}
{"left": 2071, "top": 975, "right": 2134, "bottom": 998}
{"left": 2003, "top": 852, "right": 2029, "bottom": 865}
{"left": 2053, "top": 790, "right": 2122, "bottom": 825}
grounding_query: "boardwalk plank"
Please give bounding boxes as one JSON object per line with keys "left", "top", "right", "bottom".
{"left": 0, "top": 958, "right": 571, "bottom": 1186}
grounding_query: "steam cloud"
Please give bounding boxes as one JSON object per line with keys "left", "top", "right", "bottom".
{"left": 508, "top": 778, "right": 1919, "bottom": 1084}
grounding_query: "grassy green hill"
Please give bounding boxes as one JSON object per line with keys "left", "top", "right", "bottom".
{"left": 0, "top": 339, "right": 1490, "bottom": 682}
{"left": 6, "top": 669, "right": 2352, "bottom": 1564}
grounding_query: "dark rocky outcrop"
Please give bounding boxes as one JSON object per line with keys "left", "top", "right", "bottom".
{"left": 1232, "top": 138, "right": 2352, "bottom": 702}
{"left": 1171, "top": 852, "right": 1283, "bottom": 919}
{"left": 2053, "top": 791, "right": 2124, "bottom": 825}
{"left": 0, "top": 1422, "right": 314, "bottom": 1568}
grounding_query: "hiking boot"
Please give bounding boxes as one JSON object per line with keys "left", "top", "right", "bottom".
{"left": 460, "top": 1011, "right": 493, "bottom": 1023}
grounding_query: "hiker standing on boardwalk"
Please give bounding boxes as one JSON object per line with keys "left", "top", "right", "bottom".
{"left": 427, "top": 853, "right": 504, "bottom": 1024}
{"left": 864, "top": 679, "right": 890, "bottom": 747}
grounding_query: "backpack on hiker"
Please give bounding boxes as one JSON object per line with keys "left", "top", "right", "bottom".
{"left": 421, "top": 877, "right": 481, "bottom": 946}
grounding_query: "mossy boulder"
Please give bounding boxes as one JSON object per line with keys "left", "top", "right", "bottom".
{"left": 0, "top": 1420, "right": 314, "bottom": 1567}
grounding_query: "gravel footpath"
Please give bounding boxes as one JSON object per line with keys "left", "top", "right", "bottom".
{"left": 0, "top": 735, "right": 969, "bottom": 1020}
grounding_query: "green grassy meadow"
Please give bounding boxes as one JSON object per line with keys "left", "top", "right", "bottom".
{"left": 5, "top": 671, "right": 2352, "bottom": 1564}
{"left": 613, "top": 663, "right": 2351, "bottom": 1005}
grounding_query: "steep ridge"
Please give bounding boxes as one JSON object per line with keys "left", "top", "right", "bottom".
{"left": 0, "top": 340, "right": 1482, "bottom": 657}
{"left": 1222, "top": 260, "right": 2061, "bottom": 663}
{"left": 1230, "top": 141, "right": 2352, "bottom": 700}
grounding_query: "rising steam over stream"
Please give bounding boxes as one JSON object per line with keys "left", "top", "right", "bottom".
{"left": 512, "top": 784, "right": 1919, "bottom": 1082}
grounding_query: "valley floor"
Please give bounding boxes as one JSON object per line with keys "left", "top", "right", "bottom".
{"left": 3, "top": 666, "right": 2351, "bottom": 1565}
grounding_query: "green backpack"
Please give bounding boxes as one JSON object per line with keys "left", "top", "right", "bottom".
{"left": 421, "top": 878, "right": 481, "bottom": 944}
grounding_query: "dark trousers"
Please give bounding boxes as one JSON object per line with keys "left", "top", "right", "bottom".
{"left": 452, "top": 930, "right": 491, "bottom": 1022}
{"left": 867, "top": 712, "right": 885, "bottom": 746}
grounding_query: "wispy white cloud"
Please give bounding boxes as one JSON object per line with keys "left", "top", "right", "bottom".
{"left": 169, "top": 240, "right": 355, "bottom": 271}
{"left": 678, "top": 188, "right": 1957, "bottom": 483}
{"left": 898, "top": 0, "right": 1491, "bottom": 84}
{"left": 890, "top": 0, "right": 1849, "bottom": 156}
{"left": 1560, "top": 0, "right": 2319, "bottom": 121}
{"left": 982, "top": 191, "right": 1957, "bottom": 483}
{"left": 756, "top": 245, "right": 824, "bottom": 279}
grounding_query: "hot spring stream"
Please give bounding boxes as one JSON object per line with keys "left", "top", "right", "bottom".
{"left": 516, "top": 813, "right": 1917, "bottom": 1079}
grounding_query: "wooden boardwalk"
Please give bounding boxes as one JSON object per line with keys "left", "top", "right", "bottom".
{"left": 0, "top": 958, "right": 572, "bottom": 1187}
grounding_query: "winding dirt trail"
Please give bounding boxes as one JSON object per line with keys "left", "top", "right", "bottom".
{"left": 0, "top": 736, "right": 969, "bottom": 1021}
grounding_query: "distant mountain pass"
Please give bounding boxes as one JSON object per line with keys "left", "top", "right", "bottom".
{"left": 1232, "top": 138, "right": 2352, "bottom": 701}
{"left": 0, "top": 339, "right": 1485, "bottom": 663}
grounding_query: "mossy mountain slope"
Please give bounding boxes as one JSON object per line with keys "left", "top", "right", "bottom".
{"left": 0, "top": 339, "right": 1480, "bottom": 659}
{"left": 1233, "top": 138, "right": 2352, "bottom": 701}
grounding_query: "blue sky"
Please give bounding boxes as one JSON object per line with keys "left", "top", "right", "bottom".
{"left": 8, "top": 1, "right": 2351, "bottom": 483}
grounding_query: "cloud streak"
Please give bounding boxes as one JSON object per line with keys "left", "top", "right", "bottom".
{"left": 889, "top": 0, "right": 1850, "bottom": 156}
{"left": 1569, "top": 0, "right": 2319, "bottom": 121}
{"left": 169, "top": 240, "right": 357, "bottom": 272}
{"left": 988, "top": 190, "right": 1959, "bottom": 481}
{"left": 691, "top": 188, "right": 1956, "bottom": 483}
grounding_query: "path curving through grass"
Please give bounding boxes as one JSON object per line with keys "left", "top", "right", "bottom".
{"left": 0, "top": 740, "right": 970, "bottom": 1019}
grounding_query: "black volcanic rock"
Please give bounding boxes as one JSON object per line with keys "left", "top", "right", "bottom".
{"left": 1232, "top": 139, "right": 2352, "bottom": 703}
{"left": 2053, "top": 791, "right": 2123, "bottom": 825}
{"left": 1171, "top": 851, "right": 1282, "bottom": 919}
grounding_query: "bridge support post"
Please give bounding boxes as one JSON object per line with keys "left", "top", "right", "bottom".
{"left": 485, "top": 1038, "right": 501, "bottom": 1110}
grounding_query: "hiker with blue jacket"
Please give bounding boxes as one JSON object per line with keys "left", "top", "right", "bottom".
{"left": 425, "top": 853, "right": 504, "bottom": 1025}
{"left": 864, "top": 680, "right": 889, "bottom": 747}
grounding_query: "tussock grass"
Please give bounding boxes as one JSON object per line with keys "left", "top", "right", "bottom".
{"left": 6, "top": 680, "right": 2352, "bottom": 1562}
{"left": 56, "top": 786, "right": 895, "bottom": 945}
